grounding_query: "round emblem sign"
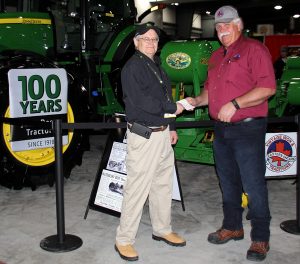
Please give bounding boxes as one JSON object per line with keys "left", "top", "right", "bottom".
{"left": 265, "top": 134, "right": 297, "bottom": 173}
{"left": 166, "top": 52, "right": 191, "bottom": 69}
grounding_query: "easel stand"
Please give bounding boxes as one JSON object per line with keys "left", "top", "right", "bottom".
{"left": 84, "top": 122, "right": 185, "bottom": 219}
{"left": 40, "top": 119, "right": 83, "bottom": 252}
{"left": 84, "top": 127, "right": 126, "bottom": 219}
{"left": 280, "top": 114, "right": 300, "bottom": 235}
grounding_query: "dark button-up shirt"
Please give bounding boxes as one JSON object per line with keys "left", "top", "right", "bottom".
{"left": 205, "top": 35, "right": 276, "bottom": 122}
{"left": 121, "top": 51, "right": 177, "bottom": 129}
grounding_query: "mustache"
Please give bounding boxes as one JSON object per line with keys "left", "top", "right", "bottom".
{"left": 218, "top": 32, "right": 230, "bottom": 38}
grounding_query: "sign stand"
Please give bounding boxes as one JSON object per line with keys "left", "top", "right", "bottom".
{"left": 280, "top": 114, "right": 300, "bottom": 235}
{"left": 84, "top": 128, "right": 126, "bottom": 218}
{"left": 84, "top": 125, "right": 185, "bottom": 219}
{"left": 174, "top": 162, "right": 185, "bottom": 211}
{"left": 40, "top": 119, "right": 83, "bottom": 252}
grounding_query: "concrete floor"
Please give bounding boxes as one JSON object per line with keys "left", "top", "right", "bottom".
{"left": 0, "top": 134, "right": 300, "bottom": 264}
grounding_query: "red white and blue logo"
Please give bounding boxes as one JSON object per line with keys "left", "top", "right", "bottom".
{"left": 265, "top": 133, "right": 297, "bottom": 175}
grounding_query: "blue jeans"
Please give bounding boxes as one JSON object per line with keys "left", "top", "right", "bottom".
{"left": 213, "top": 118, "right": 271, "bottom": 242}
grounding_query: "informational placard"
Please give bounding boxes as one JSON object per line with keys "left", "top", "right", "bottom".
{"left": 106, "top": 142, "right": 127, "bottom": 174}
{"left": 8, "top": 68, "right": 68, "bottom": 151}
{"left": 172, "top": 167, "right": 181, "bottom": 201}
{"left": 93, "top": 141, "right": 182, "bottom": 213}
{"left": 94, "top": 169, "right": 126, "bottom": 213}
{"left": 265, "top": 132, "right": 297, "bottom": 177}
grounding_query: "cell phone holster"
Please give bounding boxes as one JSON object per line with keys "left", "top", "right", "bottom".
{"left": 129, "top": 122, "right": 152, "bottom": 139}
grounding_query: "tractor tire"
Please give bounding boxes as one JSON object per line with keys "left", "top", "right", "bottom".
{"left": 0, "top": 51, "right": 90, "bottom": 190}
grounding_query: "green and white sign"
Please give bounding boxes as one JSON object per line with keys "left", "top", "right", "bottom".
{"left": 8, "top": 68, "right": 68, "bottom": 151}
{"left": 8, "top": 68, "right": 68, "bottom": 117}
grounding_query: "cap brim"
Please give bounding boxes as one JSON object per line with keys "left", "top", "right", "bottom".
{"left": 215, "top": 18, "right": 234, "bottom": 24}
{"left": 135, "top": 26, "right": 160, "bottom": 37}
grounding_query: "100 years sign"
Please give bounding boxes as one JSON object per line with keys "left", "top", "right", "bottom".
{"left": 8, "top": 68, "right": 68, "bottom": 151}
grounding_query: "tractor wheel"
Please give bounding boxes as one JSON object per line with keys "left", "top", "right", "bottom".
{"left": 0, "top": 51, "right": 89, "bottom": 189}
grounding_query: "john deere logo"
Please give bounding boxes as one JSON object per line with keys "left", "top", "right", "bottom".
{"left": 265, "top": 134, "right": 297, "bottom": 173}
{"left": 166, "top": 52, "right": 191, "bottom": 69}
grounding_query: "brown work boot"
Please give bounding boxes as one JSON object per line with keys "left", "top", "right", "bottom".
{"left": 152, "top": 232, "right": 186, "bottom": 247}
{"left": 114, "top": 243, "right": 138, "bottom": 261}
{"left": 247, "top": 241, "right": 270, "bottom": 261}
{"left": 207, "top": 228, "right": 244, "bottom": 244}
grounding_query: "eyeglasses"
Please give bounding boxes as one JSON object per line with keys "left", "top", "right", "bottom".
{"left": 215, "top": 23, "right": 231, "bottom": 31}
{"left": 138, "top": 37, "right": 159, "bottom": 43}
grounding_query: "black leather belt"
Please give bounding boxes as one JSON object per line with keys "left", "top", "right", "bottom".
{"left": 216, "top": 117, "right": 266, "bottom": 126}
{"left": 127, "top": 123, "right": 168, "bottom": 132}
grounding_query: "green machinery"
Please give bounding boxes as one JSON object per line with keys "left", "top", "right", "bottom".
{"left": 160, "top": 40, "right": 218, "bottom": 164}
{"left": 0, "top": 0, "right": 300, "bottom": 189}
{"left": 0, "top": 0, "right": 138, "bottom": 188}
{"left": 160, "top": 41, "right": 300, "bottom": 165}
{"left": 268, "top": 57, "right": 300, "bottom": 117}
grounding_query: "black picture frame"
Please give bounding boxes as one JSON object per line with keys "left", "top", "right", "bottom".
{"left": 84, "top": 128, "right": 126, "bottom": 218}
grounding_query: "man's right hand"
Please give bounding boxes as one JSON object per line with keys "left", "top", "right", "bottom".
{"left": 174, "top": 102, "right": 184, "bottom": 115}
{"left": 186, "top": 90, "right": 209, "bottom": 107}
{"left": 177, "top": 99, "right": 195, "bottom": 111}
{"left": 186, "top": 97, "right": 197, "bottom": 106}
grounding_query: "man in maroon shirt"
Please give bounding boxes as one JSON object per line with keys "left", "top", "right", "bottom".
{"left": 188, "top": 5, "right": 276, "bottom": 262}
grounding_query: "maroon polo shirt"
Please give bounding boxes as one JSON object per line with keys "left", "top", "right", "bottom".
{"left": 204, "top": 35, "right": 276, "bottom": 122}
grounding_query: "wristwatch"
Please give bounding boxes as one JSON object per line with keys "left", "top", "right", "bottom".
{"left": 231, "top": 99, "right": 240, "bottom": 110}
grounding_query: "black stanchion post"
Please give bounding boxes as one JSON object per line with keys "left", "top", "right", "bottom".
{"left": 40, "top": 119, "right": 83, "bottom": 252}
{"left": 280, "top": 114, "right": 300, "bottom": 235}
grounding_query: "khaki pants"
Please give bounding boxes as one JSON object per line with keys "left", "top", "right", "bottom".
{"left": 116, "top": 127, "right": 174, "bottom": 245}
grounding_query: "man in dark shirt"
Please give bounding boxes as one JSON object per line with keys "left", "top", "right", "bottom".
{"left": 274, "top": 47, "right": 288, "bottom": 79}
{"left": 115, "top": 24, "right": 186, "bottom": 261}
{"left": 188, "top": 5, "right": 276, "bottom": 262}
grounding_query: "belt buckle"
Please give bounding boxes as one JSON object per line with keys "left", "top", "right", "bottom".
{"left": 242, "top": 117, "right": 254, "bottom": 123}
{"left": 151, "top": 125, "right": 167, "bottom": 132}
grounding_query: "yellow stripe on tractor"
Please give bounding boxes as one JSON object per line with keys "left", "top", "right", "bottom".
{"left": 0, "top": 18, "right": 51, "bottom": 25}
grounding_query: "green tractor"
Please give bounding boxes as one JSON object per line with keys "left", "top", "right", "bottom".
{"left": 0, "top": 0, "right": 139, "bottom": 188}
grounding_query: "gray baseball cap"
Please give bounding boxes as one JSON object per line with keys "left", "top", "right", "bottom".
{"left": 215, "top": 5, "right": 239, "bottom": 24}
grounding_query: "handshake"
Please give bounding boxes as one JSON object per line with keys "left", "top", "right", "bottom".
{"left": 174, "top": 98, "right": 195, "bottom": 116}
{"left": 164, "top": 98, "right": 197, "bottom": 118}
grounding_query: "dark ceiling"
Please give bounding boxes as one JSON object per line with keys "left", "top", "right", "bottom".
{"left": 152, "top": 0, "right": 300, "bottom": 33}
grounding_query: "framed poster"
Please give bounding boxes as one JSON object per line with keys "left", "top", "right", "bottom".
{"left": 94, "top": 169, "right": 126, "bottom": 213}
{"left": 93, "top": 141, "right": 127, "bottom": 213}
{"left": 85, "top": 129, "right": 125, "bottom": 218}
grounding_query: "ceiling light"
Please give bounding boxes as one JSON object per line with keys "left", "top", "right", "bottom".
{"left": 293, "top": 14, "right": 300, "bottom": 18}
{"left": 171, "top": 3, "right": 179, "bottom": 6}
{"left": 274, "top": 5, "right": 282, "bottom": 10}
{"left": 206, "top": 11, "right": 211, "bottom": 15}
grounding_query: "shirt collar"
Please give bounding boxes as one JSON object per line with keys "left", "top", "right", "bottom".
{"left": 224, "top": 35, "right": 245, "bottom": 55}
{"left": 135, "top": 50, "right": 160, "bottom": 65}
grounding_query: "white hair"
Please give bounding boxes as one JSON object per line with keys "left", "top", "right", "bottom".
{"left": 232, "top": 17, "right": 244, "bottom": 30}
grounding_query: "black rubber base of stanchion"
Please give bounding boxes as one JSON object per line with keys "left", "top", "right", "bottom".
{"left": 40, "top": 234, "right": 83, "bottom": 252}
{"left": 280, "top": 220, "right": 300, "bottom": 235}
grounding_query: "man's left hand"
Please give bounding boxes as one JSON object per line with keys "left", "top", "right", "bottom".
{"left": 217, "top": 101, "right": 237, "bottom": 122}
{"left": 170, "top": 130, "right": 178, "bottom": 145}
